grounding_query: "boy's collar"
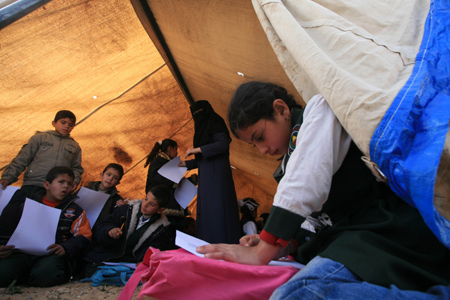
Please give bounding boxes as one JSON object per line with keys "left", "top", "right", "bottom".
{"left": 49, "top": 130, "right": 71, "bottom": 138}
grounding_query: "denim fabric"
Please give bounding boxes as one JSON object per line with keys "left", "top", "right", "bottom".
{"left": 270, "top": 256, "right": 450, "bottom": 300}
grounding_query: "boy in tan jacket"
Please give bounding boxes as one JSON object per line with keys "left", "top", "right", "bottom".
{"left": 0, "top": 110, "right": 83, "bottom": 193}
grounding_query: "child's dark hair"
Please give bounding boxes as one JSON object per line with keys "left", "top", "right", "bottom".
{"left": 149, "top": 185, "right": 171, "bottom": 208}
{"left": 144, "top": 139, "right": 178, "bottom": 167}
{"left": 54, "top": 110, "right": 76, "bottom": 124}
{"left": 228, "top": 81, "right": 301, "bottom": 137}
{"left": 46, "top": 166, "right": 75, "bottom": 183}
{"left": 102, "top": 163, "right": 124, "bottom": 180}
{"left": 239, "top": 197, "right": 259, "bottom": 221}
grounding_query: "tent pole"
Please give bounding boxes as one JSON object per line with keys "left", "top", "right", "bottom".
{"left": 130, "top": 0, "right": 195, "bottom": 106}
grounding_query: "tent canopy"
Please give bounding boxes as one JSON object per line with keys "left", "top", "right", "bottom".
{"left": 0, "top": 0, "right": 290, "bottom": 215}
{"left": 4, "top": 0, "right": 448, "bottom": 248}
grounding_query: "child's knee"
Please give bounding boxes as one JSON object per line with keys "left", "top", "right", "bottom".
{"left": 28, "top": 266, "right": 67, "bottom": 287}
{"left": 28, "top": 256, "right": 69, "bottom": 287}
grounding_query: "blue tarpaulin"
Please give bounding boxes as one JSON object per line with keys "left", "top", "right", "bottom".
{"left": 371, "top": 0, "right": 450, "bottom": 248}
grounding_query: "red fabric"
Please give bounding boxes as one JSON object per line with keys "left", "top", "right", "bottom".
{"left": 259, "top": 230, "right": 289, "bottom": 248}
{"left": 117, "top": 262, "right": 147, "bottom": 300}
{"left": 119, "top": 247, "right": 299, "bottom": 300}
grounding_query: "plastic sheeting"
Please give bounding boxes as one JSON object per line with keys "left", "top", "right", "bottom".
{"left": 253, "top": 0, "right": 450, "bottom": 247}
{"left": 371, "top": 0, "right": 450, "bottom": 247}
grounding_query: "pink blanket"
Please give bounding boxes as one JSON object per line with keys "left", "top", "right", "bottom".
{"left": 118, "top": 247, "right": 300, "bottom": 300}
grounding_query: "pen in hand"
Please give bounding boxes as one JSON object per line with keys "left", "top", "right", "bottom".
{"left": 114, "top": 198, "right": 129, "bottom": 208}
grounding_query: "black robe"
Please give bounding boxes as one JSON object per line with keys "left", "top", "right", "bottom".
{"left": 185, "top": 100, "right": 240, "bottom": 244}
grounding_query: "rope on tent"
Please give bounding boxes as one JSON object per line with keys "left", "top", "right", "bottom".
{"left": 75, "top": 63, "right": 166, "bottom": 127}
{"left": 0, "top": 63, "right": 168, "bottom": 172}
{"left": 123, "top": 117, "right": 194, "bottom": 176}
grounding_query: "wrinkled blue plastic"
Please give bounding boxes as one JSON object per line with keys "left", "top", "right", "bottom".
{"left": 371, "top": 0, "right": 450, "bottom": 248}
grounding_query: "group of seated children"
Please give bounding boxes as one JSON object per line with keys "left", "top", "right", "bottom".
{"left": 0, "top": 110, "right": 177, "bottom": 288}
{"left": 0, "top": 165, "right": 176, "bottom": 287}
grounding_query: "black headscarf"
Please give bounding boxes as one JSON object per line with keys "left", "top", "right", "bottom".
{"left": 191, "top": 100, "right": 231, "bottom": 149}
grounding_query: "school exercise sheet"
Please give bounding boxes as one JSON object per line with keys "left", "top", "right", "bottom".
{"left": 157, "top": 156, "right": 187, "bottom": 183}
{"left": 7, "top": 198, "right": 60, "bottom": 256}
{"left": 0, "top": 185, "right": 19, "bottom": 216}
{"left": 175, "top": 231, "right": 304, "bottom": 269}
{"left": 75, "top": 187, "right": 109, "bottom": 229}
{"left": 174, "top": 178, "right": 197, "bottom": 209}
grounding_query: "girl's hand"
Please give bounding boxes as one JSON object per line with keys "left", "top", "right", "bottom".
{"left": 240, "top": 234, "right": 260, "bottom": 247}
{"left": 47, "top": 244, "right": 66, "bottom": 256}
{"left": 196, "top": 239, "right": 279, "bottom": 265}
{"left": 178, "top": 161, "right": 186, "bottom": 167}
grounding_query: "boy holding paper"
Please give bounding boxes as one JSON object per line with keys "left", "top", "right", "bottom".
{"left": 0, "top": 166, "right": 91, "bottom": 287}
{"left": 83, "top": 163, "right": 127, "bottom": 234}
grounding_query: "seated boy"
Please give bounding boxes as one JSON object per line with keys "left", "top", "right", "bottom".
{"left": 83, "top": 185, "right": 176, "bottom": 273}
{"left": 83, "top": 163, "right": 126, "bottom": 236}
{"left": 0, "top": 110, "right": 83, "bottom": 194}
{"left": 0, "top": 166, "right": 92, "bottom": 287}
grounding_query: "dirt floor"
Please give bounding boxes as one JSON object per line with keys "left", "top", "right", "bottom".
{"left": 0, "top": 281, "right": 140, "bottom": 300}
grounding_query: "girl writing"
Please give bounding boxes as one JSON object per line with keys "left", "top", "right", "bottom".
{"left": 197, "top": 81, "right": 450, "bottom": 299}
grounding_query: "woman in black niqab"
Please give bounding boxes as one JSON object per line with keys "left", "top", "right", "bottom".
{"left": 191, "top": 100, "right": 231, "bottom": 153}
{"left": 181, "top": 100, "right": 241, "bottom": 244}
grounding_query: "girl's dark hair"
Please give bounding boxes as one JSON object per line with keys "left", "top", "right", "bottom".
{"left": 46, "top": 166, "right": 75, "bottom": 183}
{"left": 102, "top": 163, "right": 124, "bottom": 180}
{"left": 144, "top": 139, "right": 178, "bottom": 167}
{"left": 149, "top": 185, "right": 171, "bottom": 208}
{"left": 228, "top": 81, "right": 300, "bottom": 137}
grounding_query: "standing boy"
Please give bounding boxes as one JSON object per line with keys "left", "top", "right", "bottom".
{"left": 0, "top": 110, "right": 83, "bottom": 193}
{"left": 0, "top": 166, "right": 92, "bottom": 287}
{"left": 84, "top": 163, "right": 126, "bottom": 235}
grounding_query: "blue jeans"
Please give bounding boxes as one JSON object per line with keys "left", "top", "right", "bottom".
{"left": 270, "top": 256, "right": 450, "bottom": 300}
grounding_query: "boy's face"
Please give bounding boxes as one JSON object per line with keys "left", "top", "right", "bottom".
{"left": 99, "top": 168, "right": 121, "bottom": 190}
{"left": 52, "top": 117, "right": 75, "bottom": 136}
{"left": 141, "top": 191, "right": 164, "bottom": 217}
{"left": 43, "top": 173, "right": 74, "bottom": 202}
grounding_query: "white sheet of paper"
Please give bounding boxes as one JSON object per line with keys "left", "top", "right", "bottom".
{"left": 175, "top": 230, "right": 304, "bottom": 269}
{"left": 75, "top": 187, "right": 109, "bottom": 229}
{"left": 175, "top": 230, "right": 209, "bottom": 257}
{"left": 7, "top": 198, "right": 60, "bottom": 255}
{"left": 157, "top": 156, "right": 187, "bottom": 183}
{"left": 269, "top": 259, "right": 305, "bottom": 269}
{"left": 0, "top": 186, "right": 19, "bottom": 216}
{"left": 174, "top": 178, "right": 197, "bottom": 209}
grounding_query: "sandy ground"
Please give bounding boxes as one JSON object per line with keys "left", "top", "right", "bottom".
{"left": 0, "top": 281, "right": 140, "bottom": 300}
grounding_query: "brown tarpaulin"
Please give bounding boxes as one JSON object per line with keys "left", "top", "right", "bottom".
{"left": 1, "top": 0, "right": 289, "bottom": 216}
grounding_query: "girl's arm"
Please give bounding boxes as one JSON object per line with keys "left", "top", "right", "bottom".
{"left": 261, "top": 95, "right": 352, "bottom": 246}
{"left": 273, "top": 94, "right": 351, "bottom": 218}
